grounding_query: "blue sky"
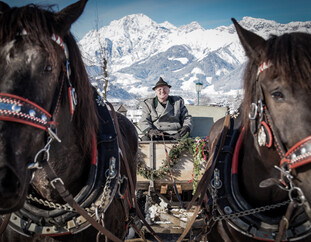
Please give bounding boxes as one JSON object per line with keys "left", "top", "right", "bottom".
{"left": 4, "top": 0, "right": 311, "bottom": 40}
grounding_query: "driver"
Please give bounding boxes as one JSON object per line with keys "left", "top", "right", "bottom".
{"left": 139, "top": 77, "right": 192, "bottom": 141}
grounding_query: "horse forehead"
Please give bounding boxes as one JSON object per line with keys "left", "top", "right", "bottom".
{"left": 2, "top": 40, "right": 40, "bottom": 64}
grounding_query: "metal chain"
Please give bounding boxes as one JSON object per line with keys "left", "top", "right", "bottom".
{"left": 26, "top": 194, "right": 94, "bottom": 215}
{"left": 212, "top": 200, "right": 290, "bottom": 222}
{"left": 94, "top": 175, "right": 113, "bottom": 221}
{"left": 26, "top": 194, "right": 74, "bottom": 211}
{"left": 209, "top": 185, "right": 290, "bottom": 223}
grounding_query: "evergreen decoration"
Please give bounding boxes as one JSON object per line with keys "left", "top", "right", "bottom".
{"left": 137, "top": 134, "right": 208, "bottom": 192}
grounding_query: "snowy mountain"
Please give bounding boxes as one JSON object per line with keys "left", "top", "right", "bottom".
{"left": 78, "top": 15, "right": 311, "bottom": 105}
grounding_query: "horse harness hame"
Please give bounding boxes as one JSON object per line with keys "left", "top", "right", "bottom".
{"left": 201, "top": 62, "right": 311, "bottom": 241}
{"left": 0, "top": 32, "right": 130, "bottom": 242}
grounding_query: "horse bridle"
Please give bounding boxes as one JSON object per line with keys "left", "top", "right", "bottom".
{"left": 251, "top": 61, "right": 311, "bottom": 168}
{"left": 0, "top": 33, "right": 127, "bottom": 242}
{"left": 0, "top": 32, "right": 77, "bottom": 136}
{"left": 250, "top": 61, "right": 311, "bottom": 225}
{"left": 0, "top": 33, "right": 163, "bottom": 242}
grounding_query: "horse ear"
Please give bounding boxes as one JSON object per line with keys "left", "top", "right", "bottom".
{"left": 54, "top": 0, "right": 88, "bottom": 35}
{"left": 232, "top": 18, "right": 266, "bottom": 62}
{"left": 0, "top": 1, "right": 10, "bottom": 14}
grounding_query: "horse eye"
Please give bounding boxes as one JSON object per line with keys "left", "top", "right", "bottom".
{"left": 271, "top": 91, "right": 284, "bottom": 101}
{"left": 44, "top": 65, "right": 52, "bottom": 73}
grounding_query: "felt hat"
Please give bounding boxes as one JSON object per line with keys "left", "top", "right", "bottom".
{"left": 152, "top": 77, "right": 171, "bottom": 90}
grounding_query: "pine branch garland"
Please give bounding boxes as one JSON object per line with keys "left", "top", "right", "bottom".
{"left": 137, "top": 135, "right": 209, "bottom": 192}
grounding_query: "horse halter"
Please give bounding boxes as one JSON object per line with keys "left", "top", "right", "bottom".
{"left": 0, "top": 31, "right": 77, "bottom": 135}
{"left": 250, "top": 61, "right": 311, "bottom": 171}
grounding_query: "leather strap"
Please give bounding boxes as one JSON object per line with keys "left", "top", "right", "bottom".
{"left": 177, "top": 205, "right": 201, "bottom": 242}
{"left": 187, "top": 114, "right": 231, "bottom": 208}
{"left": 106, "top": 102, "right": 163, "bottom": 242}
{"left": 275, "top": 201, "right": 296, "bottom": 242}
{"left": 40, "top": 158, "right": 122, "bottom": 242}
{"left": 176, "top": 114, "right": 231, "bottom": 241}
{"left": 0, "top": 214, "right": 10, "bottom": 235}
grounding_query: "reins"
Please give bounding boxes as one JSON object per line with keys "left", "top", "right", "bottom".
{"left": 107, "top": 102, "right": 163, "bottom": 242}
{"left": 176, "top": 114, "right": 231, "bottom": 241}
{"left": 39, "top": 149, "right": 123, "bottom": 242}
{"left": 0, "top": 214, "right": 10, "bottom": 236}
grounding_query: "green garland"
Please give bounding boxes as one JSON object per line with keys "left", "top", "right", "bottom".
{"left": 137, "top": 135, "right": 209, "bottom": 192}
{"left": 190, "top": 137, "right": 209, "bottom": 194}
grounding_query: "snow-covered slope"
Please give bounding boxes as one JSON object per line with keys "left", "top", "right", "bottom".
{"left": 78, "top": 15, "right": 311, "bottom": 104}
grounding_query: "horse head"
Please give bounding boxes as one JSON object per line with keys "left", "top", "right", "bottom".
{"left": 233, "top": 18, "right": 311, "bottom": 206}
{"left": 0, "top": 0, "right": 94, "bottom": 214}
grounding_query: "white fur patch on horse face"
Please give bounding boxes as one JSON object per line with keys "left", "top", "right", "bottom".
{"left": 3, "top": 40, "right": 15, "bottom": 64}
{"left": 25, "top": 48, "right": 38, "bottom": 65}
{"left": 3, "top": 40, "right": 38, "bottom": 65}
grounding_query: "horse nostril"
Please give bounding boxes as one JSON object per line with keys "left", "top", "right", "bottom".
{"left": 0, "top": 167, "right": 21, "bottom": 197}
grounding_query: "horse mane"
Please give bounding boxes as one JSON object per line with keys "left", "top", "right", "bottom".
{"left": 242, "top": 32, "right": 311, "bottom": 127}
{"left": 0, "top": 4, "right": 98, "bottom": 154}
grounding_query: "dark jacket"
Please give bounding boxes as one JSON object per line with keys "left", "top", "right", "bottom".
{"left": 139, "top": 96, "right": 192, "bottom": 135}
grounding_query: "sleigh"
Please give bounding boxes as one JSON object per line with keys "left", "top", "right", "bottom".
{"left": 134, "top": 106, "right": 227, "bottom": 235}
{"left": 136, "top": 105, "right": 227, "bottom": 196}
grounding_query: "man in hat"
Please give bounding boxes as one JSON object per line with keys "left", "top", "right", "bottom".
{"left": 139, "top": 77, "right": 192, "bottom": 141}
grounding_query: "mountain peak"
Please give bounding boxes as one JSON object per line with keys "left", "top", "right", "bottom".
{"left": 109, "top": 13, "right": 157, "bottom": 30}
{"left": 180, "top": 21, "right": 204, "bottom": 32}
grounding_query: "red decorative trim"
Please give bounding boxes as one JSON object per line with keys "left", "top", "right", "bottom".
{"left": 257, "top": 61, "right": 272, "bottom": 77}
{"left": 261, "top": 121, "right": 273, "bottom": 148}
{"left": 280, "top": 136, "right": 311, "bottom": 169}
{"left": 68, "top": 87, "right": 74, "bottom": 116}
{"left": 264, "top": 108, "right": 285, "bottom": 158}
{"left": 0, "top": 116, "right": 47, "bottom": 130}
{"left": 91, "top": 132, "right": 97, "bottom": 165}
{"left": 232, "top": 127, "right": 245, "bottom": 174}
{"left": 0, "top": 93, "right": 53, "bottom": 131}
{"left": 0, "top": 93, "right": 51, "bottom": 117}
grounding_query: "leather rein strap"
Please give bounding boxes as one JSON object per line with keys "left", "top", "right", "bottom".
{"left": 106, "top": 102, "right": 163, "bottom": 242}
{"left": 39, "top": 157, "right": 122, "bottom": 242}
{"left": 0, "top": 214, "right": 10, "bottom": 236}
{"left": 177, "top": 114, "right": 231, "bottom": 242}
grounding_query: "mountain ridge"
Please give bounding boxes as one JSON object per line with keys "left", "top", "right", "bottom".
{"left": 78, "top": 15, "right": 311, "bottom": 106}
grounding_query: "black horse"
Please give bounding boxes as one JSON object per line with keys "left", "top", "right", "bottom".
{"left": 198, "top": 19, "right": 311, "bottom": 241}
{"left": 0, "top": 0, "right": 138, "bottom": 241}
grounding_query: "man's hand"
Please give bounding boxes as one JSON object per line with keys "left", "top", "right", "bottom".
{"left": 148, "top": 129, "right": 162, "bottom": 138}
{"left": 179, "top": 126, "right": 190, "bottom": 137}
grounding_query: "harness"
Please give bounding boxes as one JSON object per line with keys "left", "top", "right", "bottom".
{"left": 6, "top": 90, "right": 125, "bottom": 237}
{"left": 0, "top": 31, "right": 163, "bottom": 242}
{"left": 208, "top": 121, "right": 311, "bottom": 241}
{"left": 204, "top": 62, "right": 311, "bottom": 241}
{"left": 0, "top": 32, "right": 127, "bottom": 241}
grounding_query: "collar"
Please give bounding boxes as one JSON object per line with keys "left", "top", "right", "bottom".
{"left": 154, "top": 96, "right": 175, "bottom": 108}
{"left": 210, "top": 123, "right": 311, "bottom": 241}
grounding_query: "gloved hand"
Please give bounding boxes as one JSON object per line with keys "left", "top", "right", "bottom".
{"left": 172, "top": 133, "right": 181, "bottom": 140}
{"left": 148, "top": 129, "right": 162, "bottom": 138}
{"left": 179, "top": 126, "right": 190, "bottom": 137}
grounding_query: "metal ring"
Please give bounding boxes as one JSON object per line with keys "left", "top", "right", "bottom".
{"left": 289, "top": 186, "right": 305, "bottom": 206}
{"left": 34, "top": 148, "right": 50, "bottom": 163}
{"left": 210, "top": 177, "right": 222, "bottom": 189}
{"left": 249, "top": 103, "right": 258, "bottom": 120}
{"left": 257, "top": 99, "right": 264, "bottom": 119}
